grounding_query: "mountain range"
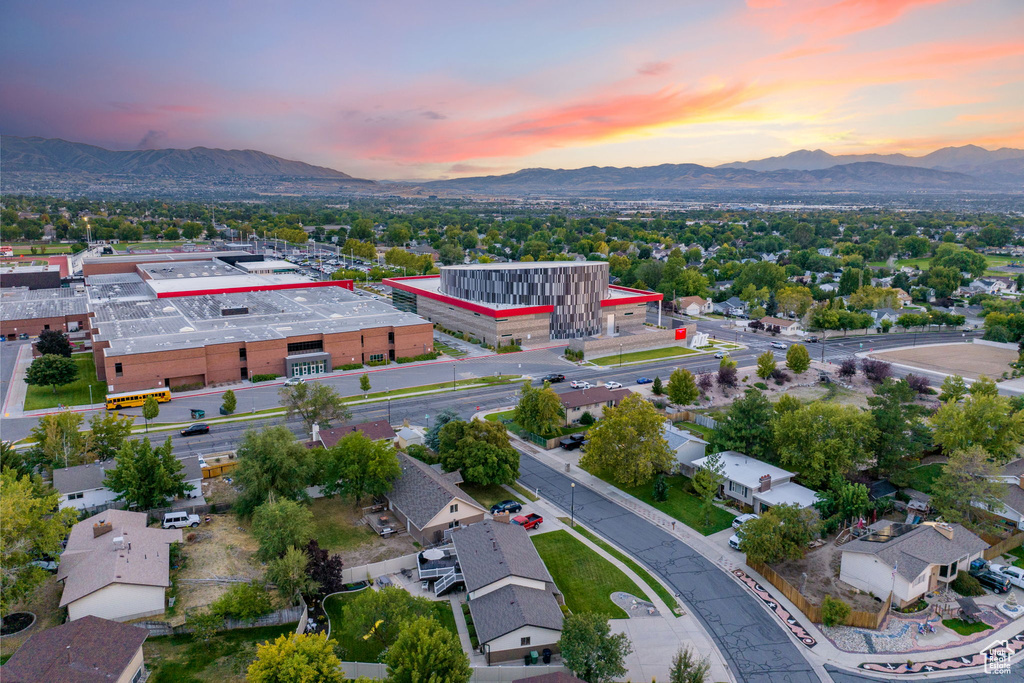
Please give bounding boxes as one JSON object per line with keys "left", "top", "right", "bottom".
{"left": 0, "top": 136, "right": 373, "bottom": 183}
{"left": 2, "top": 136, "right": 1022, "bottom": 196}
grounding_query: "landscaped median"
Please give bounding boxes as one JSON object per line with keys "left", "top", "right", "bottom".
{"left": 589, "top": 346, "right": 699, "bottom": 366}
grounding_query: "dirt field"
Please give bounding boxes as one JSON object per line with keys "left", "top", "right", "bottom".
{"left": 773, "top": 533, "right": 885, "bottom": 614}
{"left": 870, "top": 343, "right": 1016, "bottom": 380}
{"left": 171, "top": 514, "right": 267, "bottom": 625}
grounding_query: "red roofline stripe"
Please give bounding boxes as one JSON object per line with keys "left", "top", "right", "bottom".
{"left": 601, "top": 284, "right": 663, "bottom": 307}
{"left": 383, "top": 276, "right": 553, "bottom": 318}
{"left": 155, "top": 279, "right": 354, "bottom": 299}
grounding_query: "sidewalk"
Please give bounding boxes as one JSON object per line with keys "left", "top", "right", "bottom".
{"left": 495, "top": 415, "right": 1024, "bottom": 678}
{"left": 3, "top": 343, "right": 33, "bottom": 419}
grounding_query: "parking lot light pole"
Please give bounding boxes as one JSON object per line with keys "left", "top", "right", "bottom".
{"left": 570, "top": 483, "right": 576, "bottom": 528}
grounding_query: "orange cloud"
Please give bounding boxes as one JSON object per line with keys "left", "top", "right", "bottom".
{"left": 748, "top": 0, "right": 954, "bottom": 42}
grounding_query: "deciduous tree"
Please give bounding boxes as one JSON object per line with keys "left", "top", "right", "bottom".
{"left": 359, "top": 374, "right": 371, "bottom": 393}
{"left": 868, "top": 379, "right": 931, "bottom": 483}
{"left": 0, "top": 470, "right": 78, "bottom": 617}
{"left": 25, "top": 354, "right": 78, "bottom": 394}
{"left": 266, "top": 546, "right": 318, "bottom": 604}
{"left": 303, "top": 540, "right": 345, "bottom": 595}
{"left": 738, "top": 504, "right": 819, "bottom": 565}
{"left": 514, "top": 381, "right": 564, "bottom": 436}
{"left": 666, "top": 368, "right": 698, "bottom": 406}
{"left": 142, "top": 395, "right": 159, "bottom": 432}
{"left": 932, "top": 388, "right": 1024, "bottom": 462}
{"left": 930, "top": 448, "right": 1004, "bottom": 531}
{"left": 279, "top": 382, "right": 350, "bottom": 432}
{"left": 234, "top": 426, "right": 320, "bottom": 516}
{"left": 579, "top": 394, "right": 673, "bottom": 487}
{"left": 786, "top": 344, "right": 811, "bottom": 374}
{"left": 221, "top": 389, "right": 236, "bottom": 414}
{"left": 320, "top": 431, "right": 400, "bottom": 501}
{"left": 559, "top": 612, "right": 633, "bottom": 683}
{"left": 88, "top": 412, "right": 134, "bottom": 461}
{"left": 248, "top": 633, "right": 344, "bottom": 683}
{"left": 251, "top": 498, "right": 314, "bottom": 561}
{"left": 28, "top": 410, "right": 92, "bottom": 470}
{"left": 104, "top": 436, "right": 191, "bottom": 510}
{"left": 774, "top": 402, "right": 877, "bottom": 489}
{"left": 387, "top": 616, "right": 471, "bottom": 683}
{"left": 34, "top": 329, "right": 72, "bottom": 357}
{"left": 343, "top": 585, "right": 435, "bottom": 648}
{"left": 710, "top": 390, "right": 777, "bottom": 463}
{"left": 438, "top": 418, "right": 518, "bottom": 485}
{"left": 756, "top": 351, "right": 776, "bottom": 380}
{"left": 692, "top": 451, "right": 724, "bottom": 530}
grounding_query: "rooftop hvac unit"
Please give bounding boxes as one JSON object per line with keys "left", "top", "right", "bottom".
{"left": 221, "top": 306, "right": 249, "bottom": 317}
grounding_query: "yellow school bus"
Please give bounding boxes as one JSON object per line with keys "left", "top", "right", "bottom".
{"left": 105, "top": 387, "right": 172, "bottom": 410}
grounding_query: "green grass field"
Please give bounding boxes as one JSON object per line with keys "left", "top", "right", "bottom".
{"left": 532, "top": 529, "right": 644, "bottom": 619}
{"left": 589, "top": 469, "right": 735, "bottom": 535}
{"left": 11, "top": 244, "right": 73, "bottom": 254}
{"left": 323, "top": 591, "right": 458, "bottom": 662}
{"left": 904, "top": 462, "right": 945, "bottom": 495}
{"left": 568, "top": 524, "right": 680, "bottom": 613}
{"left": 116, "top": 241, "right": 210, "bottom": 251}
{"left": 23, "top": 353, "right": 107, "bottom": 411}
{"left": 461, "top": 483, "right": 523, "bottom": 509}
{"left": 484, "top": 409, "right": 583, "bottom": 437}
{"left": 347, "top": 374, "right": 519, "bottom": 401}
{"left": 672, "top": 421, "right": 714, "bottom": 440}
{"left": 308, "top": 497, "right": 378, "bottom": 552}
{"left": 590, "top": 346, "right": 698, "bottom": 366}
{"left": 146, "top": 624, "right": 296, "bottom": 683}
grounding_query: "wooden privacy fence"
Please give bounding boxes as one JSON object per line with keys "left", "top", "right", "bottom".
{"left": 748, "top": 560, "right": 891, "bottom": 630}
{"left": 664, "top": 410, "right": 718, "bottom": 430}
{"left": 983, "top": 531, "right": 1024, "bottom": 560}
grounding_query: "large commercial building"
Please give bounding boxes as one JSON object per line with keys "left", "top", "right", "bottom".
{"left": 385, "top": 261, "right": 693, "bottom": 355}
{"left": 2, "top": 253, "right": 434, "bottom": 393}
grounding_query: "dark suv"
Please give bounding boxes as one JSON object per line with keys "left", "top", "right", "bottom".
{"left": 541, "top": 374, "right": 566, "bottom": 383}
{"left": 490, "top": 500, "right": 523, "bottom": 515}
{"left": 560, "top": 433, "right": 586, "bottom": 450}
{"left": 976, "top": 570, "right": 1011, "bottom": 594}
{"left": 180, "top": 423, "right": 210, "bottom": 436}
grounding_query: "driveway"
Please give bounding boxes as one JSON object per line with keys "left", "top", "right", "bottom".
{"left": 517, "top": 453, "right": 820, "bottom": 683}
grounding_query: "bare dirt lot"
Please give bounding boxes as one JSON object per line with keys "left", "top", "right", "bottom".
{"left": 773, "top": 533, "right": 885, "bottom": 614}
{"left": 870, "top": 343, "right": 1016, "bottom": 380}
{"left": 171, "top": 514, "right": 266, "bottom": 625}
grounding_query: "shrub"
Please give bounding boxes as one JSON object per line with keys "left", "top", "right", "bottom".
{"left": 334, "top": 363, "right": 363, "bottom": 371}
{"left": 367, "top": 359, "right": 389, "bottom": 367}
{"left": 821, "top": 595, "right": 851, "bottom": 627}
{"left": 950, "top": 571, "right": 986, "bottom": 597}
{"left": 652, "top": 474, "right": 668, "bottom": 502}
{"left": 905, "top": 374, "right": 931, "bottom": 394}
{"left": 395, "top": 352, "right": 441, "bottom": 363}
{"left": 753, "top": 382, "right": 769, "bottom": 390}
{"left": 652, "top": 399, "right": 667, "bottom": 410}
{"left": 717, "top": 365, "right": 738, "bottom": 388}
{"left": 770, "top": 368, "right": 791, "bottom": 383}
{"left": 221, "top": 389, "right": 237, "bottom": 414}
{"left": 252, "top": 373, "right": 279, "bottom": 383}
{"left": 564, "top": 348, "right": 584, "bottom": 362}
{"left": 697, "top": 373, "right": 714, "bottom": 393}
{"left": 652, "top": 376, "right": 664, "bottom": 396}
{"left": 211, "top": 581, "right": 274, "bottom": 621}
{"left": 171, "top": 382, "right": 204, "bottom": 392}
{"left": 838, "top": 358, "right": 858, "bottom": 378}
{"left": 406, "top": 444, "right": 437, "bottom": 464}
{"left": 861, "top": 358, "right": 893, "bottom": 384}
{"left": 495, "top": 344, "right": 522, "bottom": 354}
{"left": 579, "top": 411, "right": 595, "bottom": 426}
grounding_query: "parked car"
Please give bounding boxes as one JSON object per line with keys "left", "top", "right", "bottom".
{"left": 969, "top": 558, "right": 990, "bottom": 577}
{"left": 284, "top": 376, "right": 305, "bottom": 386}
{"left": 714, "top": 351, "right": 727, "bottom": 359}
{"left": 197, "top": 454, "right": 208, "bottom": 469}
{"left": 976, "top": 570, "right": 1012, "bottom": 594}
{"left": 636, "top": 377, "right": 653, "bottom": 384}
{"left": 27, "top": 559, "right": 58, "bottom": 573}
{"left": 604, "top": 381, "right": 622, "bottom": 389}
{"left": 560, "top": 434, "right": 586, "bottom": 450}
{"left": 162, "top": 511, "right": 201, "bottom": 529}
{"left": 732, "top": 513, "right": 759, "bottom": 530}
{"left": 570, "top": 380, "right": 592, "bottom": 389}
{"left": 512, "top": 513, "right": 543, "bottom": 530}
{"left": 728, "top": 531, "right": 744, "bottom": 550}
{"left": 180, "top": 423, "right": 210, "bottom": 436}
{"left": 991, "top": 564, "right": 1024, "bottom": 589}
{"left": 541, "top": 374, "right": 566, "bottom": 383}
{"left": 490, "top": 500, "right": 523, "bottom": 515}
{"left": 807, "top": 336, "right": 820, "bottom": 343}
{"left": 770, "top": 341, "right": 787, "bottom": 349}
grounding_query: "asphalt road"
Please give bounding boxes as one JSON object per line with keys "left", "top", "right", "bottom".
{"left": 517, "top": 452, "right": 821, "bottom": 683}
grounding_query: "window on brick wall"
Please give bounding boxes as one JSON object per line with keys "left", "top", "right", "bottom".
{"left": 369, "top": 353, "right": 384, "bottom": 363}
{"left": 115, "top": 362, "right": 123, "bottom": 377}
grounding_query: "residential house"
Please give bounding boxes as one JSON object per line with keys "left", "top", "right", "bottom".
{"left": 817, "top": 248, "right": 834, "bottom": 257}
{"left": 839, "top": 521, "right": 988, "bottom": 608}
{"left": 396, "top": 425, "right": 426, "bottom": 449}
{"left": 58, "top": 510, "right": 182, "bottom": 622}
{"left": 818, "top": 282, "right": 839, "bottom": 293}
{"left": 0, "top": 615, "right": 148, "bottom": 683}
{"left": 558, "top": 386, "right": 632, "bottom": 427}
{"left": 713, "top": 296, "right": 747, "bottom": 316}
{"left": 691, "top": 451, "right": 818, "bottom": 514}
{"left": 963, "top": 277, "right": 1018, "bottom": 296}
{"left": 306, "top": 419, "right": 396, "bottom": 449}
{"left": 452, "top": 521, "right": 563, "bottom": 663}
{"left": 979, "top": 460, "right": 1024, "bottom": 532}
{"left": 675, "top": 296, "right": 712, "bottom": 317}
{"left": 386, "top": 452, "right": 487, "bottom": 545}
{"left": 753, "top": 316, "right": 803, "bottom": 335}
{"left": 54, "top": 457, "right": 203, "bottom": 512}
{"left": 894, "top": 288, "right": 913, "bottom": 306}
{"left": 866, "top": 308, "right": 900, "bottom": 326}
{"left": 664, "top": 423, "right": 708, "bottom": 476}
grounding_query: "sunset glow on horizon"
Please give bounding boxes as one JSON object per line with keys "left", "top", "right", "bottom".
{"left": 2, "top": 0, "right": 1022, "bottom": 179}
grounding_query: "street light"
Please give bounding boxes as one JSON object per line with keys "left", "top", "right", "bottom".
{"left": 619, "top": 344, "right": 623, "bottom": 367}
{"left": 453, "top": 362, "right": 457, "bottom": 391}
{"left": 570, "top": 483, "right": 576, "bottom": 528}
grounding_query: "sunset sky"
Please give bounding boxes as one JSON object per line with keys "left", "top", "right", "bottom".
{"left": 2, "top": 0, "right": 1022, "bottom": 179}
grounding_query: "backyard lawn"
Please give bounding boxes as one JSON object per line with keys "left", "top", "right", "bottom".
{"left": 309, "top": 497, "right": 377, "bottom": 552}
{"left": 484, "top": 409, "right": 584, "bottom": 437}
{"left": 146, "top": 623, "right": 296, "bottom": 683}
{"left": 532, "top": 529, "right": 646, "bottom": 619}
{"left": 905, "top": 462, "right": 945, "bottom": 495}
{"left": 590, "top": 346, "right": 698, "bottom": 366}
{"left": 461, "top": 483, "right": 523, "bottom": 510}
{"left": 323, "top": 590, "right": 458, "bottom": 662}
{"left": 24, "top": 353, "right": 107, "bottom": 411}
{"left": 588, "top": 469, "right": 735, "bottom": 535}
{"left": 672, "top": 420, "right": 714, "bottom": 441}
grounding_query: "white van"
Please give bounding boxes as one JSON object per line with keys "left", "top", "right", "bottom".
{"left": 162, "top": 511, "right": 200, "bottom": 529}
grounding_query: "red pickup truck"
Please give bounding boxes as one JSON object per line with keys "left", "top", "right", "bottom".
{"left": 512, "top": 513, "right": 543, "bottom": 529}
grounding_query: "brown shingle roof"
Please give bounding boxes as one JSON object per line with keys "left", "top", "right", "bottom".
{"left": 57, "top": 510, "right": 182, "bottom": 607}
{"left": 1, "top": 615, "right": 147, "bottom": 683}
{"left": 307, "top": 419, "right": 397, "bottom": 449}
{"left": 559, "top": 386, "right": 632, "bottom": 410}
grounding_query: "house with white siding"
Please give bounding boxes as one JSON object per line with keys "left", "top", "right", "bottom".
{"left": 57, "top": 510, "right": 182, "bottom": 622}
{"left": 691, "top": 451, "right": 818, "bottom": 514}
{"left": 664, "top": 423, "right": 708, "bottom": 476}
{"left": 54, "top": 457, "right": 203, "bottom": 512}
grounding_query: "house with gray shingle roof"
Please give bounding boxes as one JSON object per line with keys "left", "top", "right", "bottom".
{"left": 839, "top": 521, "right": 987, "bottom": 608}
{"left": 386, "top": 453, "right": 486, "bottom": 546}
{"left": 451, "top": 521, "right": 563, "bottom": 664}
{"left": 54, "top": 456, "right": 203, "bottom": 512}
